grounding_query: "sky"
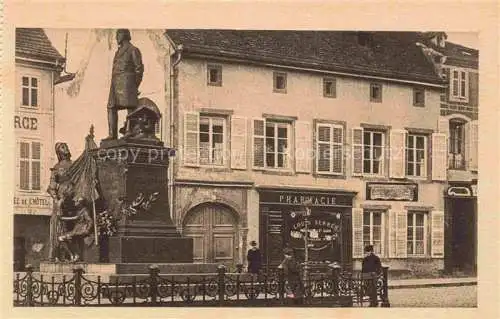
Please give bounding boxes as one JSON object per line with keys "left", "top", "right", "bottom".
{"left": 44, "top": 29, "right": 479, "bottom": 155}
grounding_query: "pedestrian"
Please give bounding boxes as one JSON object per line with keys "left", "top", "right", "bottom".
{"left": 361, "top": 244, "right": 382, "bottom": 307}
{"left": 247, "top": 240, "right": 262, "bottom": 275}
{"left": 278, "top": 247, "right": 304, "bottom": 304}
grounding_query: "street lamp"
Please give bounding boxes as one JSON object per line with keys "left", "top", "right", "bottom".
{"left": 301, "top": 198, "right": 313, "bottom": 293}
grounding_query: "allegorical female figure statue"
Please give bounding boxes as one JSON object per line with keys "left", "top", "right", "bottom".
{"left": 47, "top": 142, "right": 74, "bottom": 261}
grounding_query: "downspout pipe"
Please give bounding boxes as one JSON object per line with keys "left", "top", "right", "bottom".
{"left": 167, "top": 40, "right": 183, "bottom": 229}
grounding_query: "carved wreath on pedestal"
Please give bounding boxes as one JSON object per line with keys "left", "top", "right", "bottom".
{"left": 97, "top": 192, "right": 160, "bottom": 238}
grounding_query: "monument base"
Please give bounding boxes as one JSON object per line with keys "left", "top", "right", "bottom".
{"left": 108, "top": 236, "right": 193, "bottom": 263}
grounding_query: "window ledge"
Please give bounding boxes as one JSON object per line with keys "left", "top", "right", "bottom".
{"left": 314, "top": 172, "right": 346, "bottom": 180}
{"left": 260, "top": 169, "right": 295, "bottom": 176}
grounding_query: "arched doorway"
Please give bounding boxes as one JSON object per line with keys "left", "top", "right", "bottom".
{"left": 183, "top": 203, "right": 239, "bottom": 265}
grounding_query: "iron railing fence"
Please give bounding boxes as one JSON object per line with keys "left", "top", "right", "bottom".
{"left": 13, "top": 264, "right": 390, "bottom": 307}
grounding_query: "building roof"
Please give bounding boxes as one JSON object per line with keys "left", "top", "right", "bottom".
{"left": 165, "top": 30, "right": 445, "bottom": 85}
{"left": 16, "top": 28, "right": 65, "bottom": 62}
{"left": 442, "top": 41, "right": 478, "bottom": 69}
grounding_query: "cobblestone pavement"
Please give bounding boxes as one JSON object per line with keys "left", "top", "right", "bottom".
{"left": 389, "top": 285, "right": 477, "bottom": 307}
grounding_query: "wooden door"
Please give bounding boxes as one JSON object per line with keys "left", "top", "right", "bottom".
{"left": 183, "top": 204, "right": 238, "bottom": 265}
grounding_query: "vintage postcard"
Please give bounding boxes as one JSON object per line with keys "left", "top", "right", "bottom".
{"left": 1, "top": 1, "right": 498, "bottom": 318}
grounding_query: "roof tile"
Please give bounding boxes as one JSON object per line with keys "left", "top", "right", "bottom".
{"left": 16, "top": 28, "right": 64, "bottom": 62}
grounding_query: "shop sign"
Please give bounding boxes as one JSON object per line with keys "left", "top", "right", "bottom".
{"left": 14, "top": 115, "right": 38, "bottom": 130}
{"left": 447, "top": 186, "right": 472, "bottom": 197}
{"left": 366, "top": 182, "right": 418, "bottom": 201}
{"left": 289, "top": 216, "right": 342, "bottom": 250}
{"left": 259, "top": 190, "right": 353, "bottom": 207}
{"left": 13, "top": 194, "right": 52, "bottom": 215}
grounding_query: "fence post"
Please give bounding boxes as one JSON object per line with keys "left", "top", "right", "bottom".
{"left": 73, "top": 266, "right": 84, "bottom": 306}
{"left": 278, "top": 267, "right": 285, "bottom": 302}
{"left": 330, "top": 264, "right": 341, "bottom": 296}
{"left": 381, "top": 266, "right": 390, "bottom": 307}
{"left": 149, "top": 264, "right": 160, "bottom": 306}
{"left": 369, "top": 273, "right": 378, "bottom": 307}
{"left": 217, "top": 264, "right": 226, "bottom": 306}
{"left": 25, "top": 264, "right": 34, "bottom": 306}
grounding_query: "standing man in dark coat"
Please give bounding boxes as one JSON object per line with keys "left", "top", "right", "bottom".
{"left": 361, "top": 244, "right": 382, "bottom": 307}
{"left": 106, "top": 28, "right": 144, "bottom": 139}
{"left": 247, "top": 241, "right": 262, "bottom": 275}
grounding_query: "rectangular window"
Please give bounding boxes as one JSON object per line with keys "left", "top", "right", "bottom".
{"left": 19, "top": 141, "right": 41, "bottom": 190}
{"left": 199, "top": 116, "right": 225, "bottom": 166}
{"left": 323, "top": 77, "right": 337, "bottom": 98}
{"left": 406, "top": 134, "right": 427, "bottom": 177}
{"left": 449, "top": 121, "right": 465, "bottom": 169}
{"left": 413, "top": 87, "right": 425, "bottom": 107}
{"left": 207, "top": 64, "right": 222, "bottom": 86}
{"left": 21, "top": 76, "right": 39, "bottom": 107}
{"left": 265, "top": 121, "right": 290, "bottom": 169}
{"left": 450, "top": 68, "right": 469, "bottom": 101}
{"left": 316, "top": 123, "right": 343, "bottom": 174}
{"left": 407, "top": 211, "right": 427, "bottom": 256}
{"left": 273, "top": 72, "right": 287, "bottom": 93}
{"left": 370, "top": 83, "right": 382, "bottom": 103}
{"left": 363, "top": 210, "right": 383, "bottom": 255}
{"left": 363, "top": 130, "right": 384, "bottom": 175}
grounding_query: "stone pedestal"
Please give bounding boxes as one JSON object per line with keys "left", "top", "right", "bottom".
{"left": 92, "top": 138, "right": 193, "bottom": 263}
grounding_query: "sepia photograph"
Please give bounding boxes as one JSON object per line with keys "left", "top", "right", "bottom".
{"left": 11, "top": 27, "right": 478, "bottom": 308}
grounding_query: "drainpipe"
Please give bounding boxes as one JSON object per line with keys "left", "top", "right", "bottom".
{"left": 168, "top": 43, "right": 183, "bottom": 227}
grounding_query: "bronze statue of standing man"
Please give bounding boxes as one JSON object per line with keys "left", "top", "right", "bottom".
{"left": 106, "top": 29, "right": 144, "bottom": 140}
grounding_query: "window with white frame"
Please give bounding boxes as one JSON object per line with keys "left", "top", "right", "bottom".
{"left": 407, "top": 211, "right": 427, "bottom": 256}
{"left": 199, "top": 116, "right": 225, "bottom": 166}
{"left": 363, "top": 130, "right": 384, "bottom": 175}
{"left": 406, "top": 134, "right": 427, "bottom": 177}
{"left": 265, "top": 121, "right": 290, "bottom": 169}
{"left": 22, "top": 76, "right": 39, "bottom": 107}
{"left": 363, "top": 210, "right": 383, "bottom": 255}
{"left": 316, "top": 123, "right": 343, "bottom": 174}
{"left": 19, "top": 141, "right": 41, "bottom": 191}
{"left": 450, "top": 69, "right": 469, "bottom": 102}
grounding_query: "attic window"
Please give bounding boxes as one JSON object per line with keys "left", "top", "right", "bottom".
{"left": 357, "top": 32, "right": 373, "bottom": 46}
{"left": 462, "top": 51, "right": 472, "bottom": 56}
{"left": 370, "top": 83, "right": 382, "bottom": 103}
{"left": 207, "top": 64, "right": 222, "bottom": 86}
{"left": 273, "top": 72, "right": 287, "bottom": 93}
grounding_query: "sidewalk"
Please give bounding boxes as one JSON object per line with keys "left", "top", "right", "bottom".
{"left": 388, "top": 277, "right": 477, "bottom": 289}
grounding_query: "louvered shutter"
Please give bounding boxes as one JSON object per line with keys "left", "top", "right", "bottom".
{"left": 464, "top": 121, "right": 471, "bottom": 171}
{"left": 388, "top": 210, "right": 397, "bottom": 258}
{"left": 395, "top": 211, "right": 407, "bottom": 258}
{"left": 351, "top": 127, "right": 363, "bottom": 176}
{"left": 295, "top": 121, "right": 312, "bottom": 173}
{"left": 252, "top": 118, "right": 265, "bottom": 168}
{"left": 431, "top": 210, "right": 445, "bottom": 258}
{"left": 431, "top": 133, "right": 447, "bottom": 181}
{"left": 230, "top": 116, "right": 247, "bottom": 170}
{"left": 390, "top": 129, "right": 407, "bottom": 178}
{"left": 184, "top": 112, "right": 200, "bottom": 166}
{"left": 352, "top": 208, "right": 364, "bottom": 258}
{"left": 469, "top": 120, "right": 478, "bottom": 170}
{"left": 332, "top": 125, "right": 344, "bottom": 174}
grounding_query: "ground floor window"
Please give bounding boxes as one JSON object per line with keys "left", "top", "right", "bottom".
{"left": 407, "top": 211, "right": 427, "bottom": 256}
{"left": 363, "top": 210, "right": 384, "bottom": 255}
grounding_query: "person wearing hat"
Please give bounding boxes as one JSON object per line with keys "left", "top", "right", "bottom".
{"left": 361, "top": 244, "right": 382, "bottom": 307}
{"left": 247, "top": 241, "right": 262, "bottom": 275}
{"left": 278, "top": 247, "right": 304, "bottom": 304}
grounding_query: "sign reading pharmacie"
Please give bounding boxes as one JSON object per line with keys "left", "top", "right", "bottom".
{"left": 259, "top": 189, "right": 354, "bottom": 207}
{"left": 366, "top": 182, "right": 418, "bottom": 202}
{"left": 13, "top": 194, "right": 52, "bottom": 215}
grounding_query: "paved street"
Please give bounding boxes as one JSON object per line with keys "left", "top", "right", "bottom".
{"left": 389, "top": 285, "right": 477, "bottom": 307}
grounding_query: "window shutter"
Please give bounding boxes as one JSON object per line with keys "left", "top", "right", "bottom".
{"left": 230, "top": 116, "right": 247, "bottom": 170}
{"left": 252, "top": 118, "right": 265, "bottom": 168}
{"left": 395, "top": 211, "right": 408, "bottom": 258}
{"left": 184, "top": 112, "right": 200, "bottom": 166}
{"left": 469, "top": 120, "right": 478, "bottom": 171}
{"left": 351, "top": 127, "right": 363, "bottom": 176}
{"left": 431, "top": 133, "right": 447, "bottom": 181}
{"left": 388, "top": 210, "right": 397, "bottom": 258}
{"left": 332, "top": 125, "right": 344, "bottom": 174}
{"left": 295, "top": 121, "right": 311, "bottom": 173}
{"left": 352, "top": 208, "right": 364, "bottom": 258}
{"left": 316, "top": 124, "right": 331, "bottom": 173}
{"left": 431, "top": 210, "right": 445, "bottom": 258}
{"left": 464, "top": 121, "right": 471, "bottom": 171}
{"left": 389, "top": 129, "right": 407, "bottom": 178}
{"left": 15, "top": 142, "right": 21, "bottom": 189}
